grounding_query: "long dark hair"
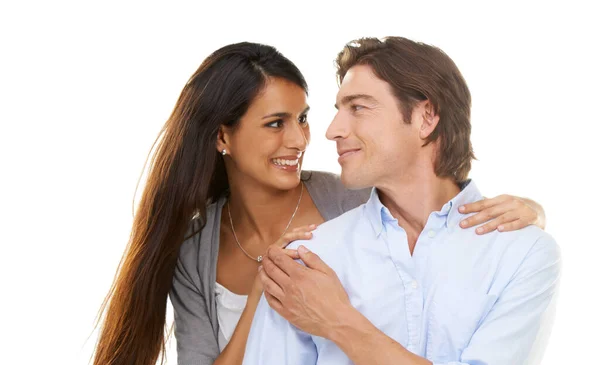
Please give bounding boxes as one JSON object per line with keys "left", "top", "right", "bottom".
{"left": 93, "top": 42, "right": 307, "bottom": 365}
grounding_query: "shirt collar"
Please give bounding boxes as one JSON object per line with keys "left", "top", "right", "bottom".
{"left": 364, "top": 179, "right": 481, "bottom": 236}
{"left": 365, "top": 187, "right": 386, "bottom": 237}
{"left": 444, "top": 179, "right": 481, "bottom": 229}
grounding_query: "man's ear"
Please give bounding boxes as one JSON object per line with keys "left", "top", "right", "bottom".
{"left": 419, "top": 100, "right": 440, "bottom": 140}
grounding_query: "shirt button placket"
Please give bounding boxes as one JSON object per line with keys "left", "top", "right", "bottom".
{"left": 405, "top": 277, "right": 422, "bottom": 352}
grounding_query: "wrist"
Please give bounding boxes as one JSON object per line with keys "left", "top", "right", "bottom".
{"left": 326, "top": 304, "right": 372, "bottom": 345}
{"left": 247, "top": 289, "right": 263, "bottom": 306}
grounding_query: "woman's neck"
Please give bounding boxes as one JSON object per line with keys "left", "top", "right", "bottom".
{"left": 225, "top": 179, "right": 304, "bottom": 247}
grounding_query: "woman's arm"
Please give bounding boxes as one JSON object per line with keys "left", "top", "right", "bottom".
{"left": 459, "top": 194, "right": 546, "bottom": 234}
{"left": 213, "top": 226, "right": 314, "bottom": 365}
{"left": 213, "top": 280, "right": 263, "bottom": 365}
{"left": 171, "top": 256, "right": 220, "bottom": 365}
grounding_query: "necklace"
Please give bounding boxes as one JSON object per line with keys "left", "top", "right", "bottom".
{"left": 227, "top": 183, "right": 304, "bottom": 263}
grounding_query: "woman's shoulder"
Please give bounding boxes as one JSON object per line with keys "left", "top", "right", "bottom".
{"left": 302, "top": 170, "right": 344, "bottom": 200}
{"left": 302, "top": 169, "right": 341, "bottom": 186}
{"left": 178, "top": 199, "right": 223, "bottom": 270}
{"left": 302, "top": 170, "right": 371, "bottom": 219}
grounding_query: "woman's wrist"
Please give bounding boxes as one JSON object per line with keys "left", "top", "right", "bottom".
{"left": 247, "top": 288, "right": 263, "bottom": 307}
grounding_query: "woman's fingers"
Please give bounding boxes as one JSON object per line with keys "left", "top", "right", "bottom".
{"left": 459, "top": 194, "right": 538, "bottom": 234}
{"left": 278, "top": 224, "right": 317, "bottom": 248}
{"left": 460, "top": 202, "right": 512, "bottom": 228}
{"left": 459, "top": 195, "right": 508, "bottom": 214}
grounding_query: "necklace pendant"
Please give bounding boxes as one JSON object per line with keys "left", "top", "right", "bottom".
{"left": 257, "top": 255, "right": 263, "bottom": 263}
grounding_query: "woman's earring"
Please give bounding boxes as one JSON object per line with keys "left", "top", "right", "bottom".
{"left": 221, "top": 149, "right": 227, "bottom": 156}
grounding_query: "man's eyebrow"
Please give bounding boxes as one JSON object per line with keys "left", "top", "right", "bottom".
{"left": 262, "top": 106, "right": 310, "bottom": 119}
{"left": 334, "top": 94, "right": 377, "bottom": 109}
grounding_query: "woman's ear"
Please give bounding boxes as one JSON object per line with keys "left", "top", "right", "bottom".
{"left": 216, "top": 125, "right": 229, "bottom": 155}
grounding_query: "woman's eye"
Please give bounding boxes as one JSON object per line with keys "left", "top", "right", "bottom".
{"left": 266, "top": 119, "right": 284, "bottom": 128}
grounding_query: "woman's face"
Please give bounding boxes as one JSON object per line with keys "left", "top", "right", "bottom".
{"left": 218, "top": 77, "right": 310, "bottom": 192}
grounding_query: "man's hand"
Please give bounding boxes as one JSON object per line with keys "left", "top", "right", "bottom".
{"left": 258, "top": 243, "right": 432, "bottom": 365}
{"left": 251, "top": 225, "right": 316, "bottom": 299}
{"left": 259, "top": 244, "right": 353, "bottom": 339}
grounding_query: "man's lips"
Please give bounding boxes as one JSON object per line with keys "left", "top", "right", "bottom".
{"left": 337, "top": 148, "right": 361, "bottom": 162}
{"left": 338, "top": 149, "right": 361, "bottom": 158}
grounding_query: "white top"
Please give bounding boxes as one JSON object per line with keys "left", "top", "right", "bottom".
{"left": 214, "top": 282, "right": 248, "bottom": 351}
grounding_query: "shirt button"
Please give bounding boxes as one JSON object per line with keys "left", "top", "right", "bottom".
{"left": 428, "top": 230, "right": 436, "bottom": 238}
{"left": 411, "top": 280, "right": 419, "bottom": 289}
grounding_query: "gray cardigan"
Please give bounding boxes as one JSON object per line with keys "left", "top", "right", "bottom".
{"left": 170, "top": 171, "right": 370, "bottom": 365}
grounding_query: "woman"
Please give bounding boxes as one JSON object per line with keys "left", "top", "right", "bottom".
{"left": 93, "top": 42, "right": 546, "bottom": 365}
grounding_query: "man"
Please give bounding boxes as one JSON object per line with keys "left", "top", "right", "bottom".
{"left": 242, "top": 37, "right": 560, "bottom": 365}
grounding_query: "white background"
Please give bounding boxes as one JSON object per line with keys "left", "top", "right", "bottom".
{"left": 1, "top": 1, "right": 598, "bottom": 364}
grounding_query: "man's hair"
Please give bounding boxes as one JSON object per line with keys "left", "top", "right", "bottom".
{"left": 336, "top": 37, "right": 474, "bottom": 182}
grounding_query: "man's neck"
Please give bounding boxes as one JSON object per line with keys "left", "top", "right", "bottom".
{"left": 377, "top": 172, "right": 460, "bottom": 254}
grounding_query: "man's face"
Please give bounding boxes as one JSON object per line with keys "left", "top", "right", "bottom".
{"left": 326, "top": 65, "right": 424, "bottom": 189}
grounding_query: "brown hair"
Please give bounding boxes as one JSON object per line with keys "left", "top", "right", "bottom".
{"left": 335, "top": 37, "right": 474, "bottom": 182}
{"left": 93, "top": 42, "right": 307, "bottom": 365}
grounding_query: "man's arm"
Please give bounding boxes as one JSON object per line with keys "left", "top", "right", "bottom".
{"left": 327, "top": 307, "right": 432, "bottom": 365}
{"left": 263, "top": 236, "right": 560, "bottom": 365}
{"left": 242, "top": 293, "right": 317, "bottom": 365}
{"left": 453, "top": 235, "right": 561, "bottom": 364}
{"left": 262, "top": 245, "right": 431, "bottom": 365}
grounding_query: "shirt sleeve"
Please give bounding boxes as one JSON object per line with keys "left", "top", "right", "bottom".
{"left": 170, "top": 246, "right": 219, "bottom": 365}
{"left": 434, "top": 235, "right": 561, "bottom": 365}
{"left": 242, "top": 295, "right": 318, "bottom": 365}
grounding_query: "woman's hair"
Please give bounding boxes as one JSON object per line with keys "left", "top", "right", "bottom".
{"left": 93, "top": 42, "right": 307, "bottom": 365}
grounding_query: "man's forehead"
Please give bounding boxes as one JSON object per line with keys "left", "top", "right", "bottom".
{"left": 336, "top": 65, "right": 387, "bottom": 103}
{"left": 341, "top": 65, "right": 376, "bottom": 86}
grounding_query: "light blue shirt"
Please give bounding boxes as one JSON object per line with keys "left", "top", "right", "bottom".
{"left": 243, "top": 181, "right": 561, "bottom": 365}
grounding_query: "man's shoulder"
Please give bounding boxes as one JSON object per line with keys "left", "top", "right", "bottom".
{"left": 492, "top": 225, "right": 558, "bottom": 255}
{"left": 287, "top": 204, "right": 366, "bottom": 256}
{"left": 520, "top": 227, "right": 561, "bottom": 266}
{"left": 476, "top": 225, "right": 561, "bottom": 281}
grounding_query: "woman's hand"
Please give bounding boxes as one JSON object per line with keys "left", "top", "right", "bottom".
{"left": 459, "top": 195, "right": 546, "bottom": 234}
